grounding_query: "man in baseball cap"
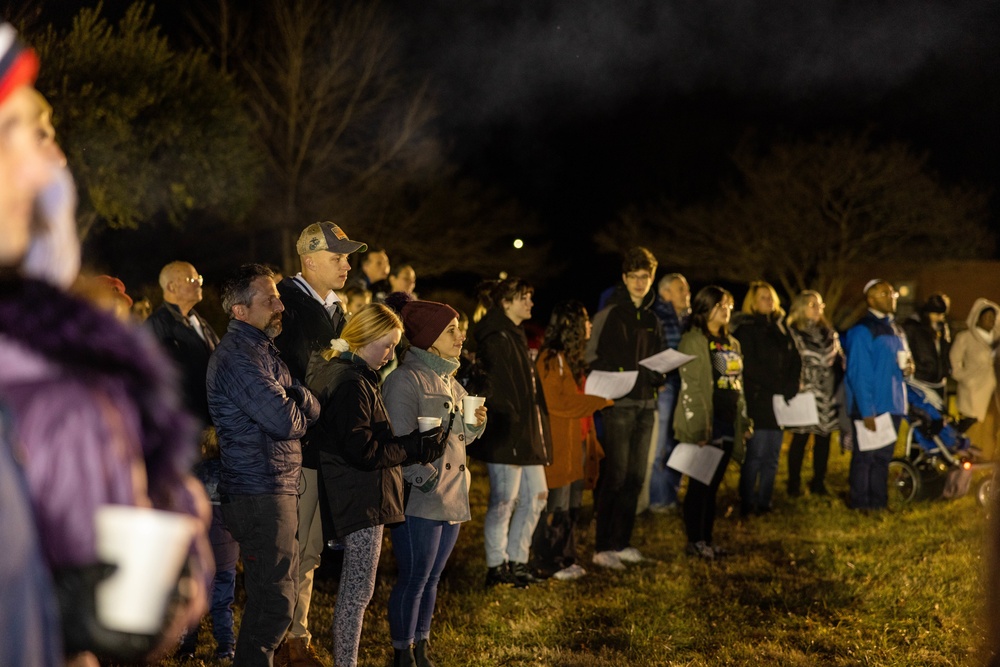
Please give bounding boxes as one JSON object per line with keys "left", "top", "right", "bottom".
{"left": 275, "top": 221, "right": 366, "bottom": 666}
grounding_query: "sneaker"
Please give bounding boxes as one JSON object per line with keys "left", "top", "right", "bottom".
{"left": 485, "top": 562, "right": 527, "bottom": 589}
{"left": 648, "top": 502, "right": 678, "bottom": 515}
{"left": 685, "top": 541, "right": 715, "bottom": 560}
{"left": 615, "top": 547, "right": 647, "bottom": 563}
{"left": 509, "top": 561, "right": 542, "bottom": 585}
{"left": 591, "top": 550, "right": 626, "bottom": 570}
{"left": 552, "top": 563, "right": 587, "bottom": 581}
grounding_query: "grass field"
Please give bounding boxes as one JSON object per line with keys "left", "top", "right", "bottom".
{"left": 172, "top": 441, "right": 992, "bottom": 666}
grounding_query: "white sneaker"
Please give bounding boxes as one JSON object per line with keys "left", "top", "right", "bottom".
{"left": 552, "top": 564, "right": 587, "bottom": 581}
{"left": 615, "top": 547, "right": 647, "bottom": 563}
{"left": 591, "top": 550, "right": 626, "bottom": 570}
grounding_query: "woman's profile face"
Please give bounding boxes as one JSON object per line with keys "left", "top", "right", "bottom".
{"left": 356, "top": 329, "right": 402, "bottom": 370}
{"left": 804, "top": 295, "right": 824, "bottom": 323}
{"left": 708, "top": 296, "right": 734, "bottom": 329}
{"left": 978, "top": 308, "right": 997, "bottom": 331}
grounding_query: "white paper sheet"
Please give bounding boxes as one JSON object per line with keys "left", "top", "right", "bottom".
{"left": 666, "top": 442, "right": 725, "bottom": 485}
{"left": 638, "top": 349, "right": 696, "bottom": 374}
{"left": 772, "top": 392, "right": 819, "bottom": 428}
{"left": 854, "top": 413, "right": 897, "bottom": 451}
{"left": 584, "top": 371, "right": 639, "bottom": 400}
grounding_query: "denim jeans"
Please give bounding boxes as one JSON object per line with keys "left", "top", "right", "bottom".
{"left": 221, "top": 493, "right": 298, "bottom": 667}
{"left": 388, "top": 517, "right": 461, "bottom": 648}
{"left": 594, "top": 405, "right": 655, "bottom": 552}
{"left": 739, "top": 428, "right": 784, "bottom": 513}
{"left": 483, "top": 463, "right": 548, "bottom": 567}
{"left": 849, "top": 415, "right": 902, "bottom": 510}
{"left": 179, "top": 504, "right": 239, "bottom": 654}
{"left": 649, "top": 380, "right": 682, "bottom": 507}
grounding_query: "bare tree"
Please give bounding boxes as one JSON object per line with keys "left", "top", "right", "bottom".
{"left": 196, "top": 0, "right": 437, "bottom": 271}
{"left": 599, "top": 133, "right": 993, "bottom": 326}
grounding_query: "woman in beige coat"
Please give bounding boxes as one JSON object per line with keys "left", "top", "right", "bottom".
{"left": 950, "top": 298, "right": 1000, "bottom": 458}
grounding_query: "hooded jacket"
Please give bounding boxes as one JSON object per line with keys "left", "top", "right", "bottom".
{"left": 466, "top": 307, "right": 552, "bottom": 465}
{"left": 950, "top": 298, "right": 1000, "bottom": 421}
{"left": 585, "top": 285, "right": 665, "bottom": 406}
{"left": 843, "top": 311, "right": 908, "bottom": 419}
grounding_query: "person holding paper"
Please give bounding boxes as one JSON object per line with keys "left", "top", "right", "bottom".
{"left": 732, "top": 281, "right": 801, "bottom": 517}
{"left": 532, "top": 301, "right": 613, "bottom": 579}
{"left": 673, "top": 286, "right": 752, "bottom": 560}
{"left": 843, "top": 279, "right": 910, "bottom": 511}
{"left": 785, "top": 291, "right": 843, "bottom": 497}
{"left": 585, "top": 247, "right": 666, "bottom": 569}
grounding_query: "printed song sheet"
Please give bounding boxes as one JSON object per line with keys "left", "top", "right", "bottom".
{"left": 584, "top": 371, "right": 639, "bottom": 400}
{"left": 667, "top": 443, "right": 725, "bottom": 485}
{"left": 772, "top": 392, "right": 819, "bottom": 428}
{"left": 638, "top": 349, "right": 696, "bottom": 374}
{"left": 854, "top": 413, "right": 897, "bottom": 451}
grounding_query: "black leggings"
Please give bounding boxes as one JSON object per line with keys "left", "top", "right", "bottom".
{"left": 683, "top": 439, "right": 733, "bottom": 545}
{"left": 786, "top": 432, "right": 831, "bottom": 491}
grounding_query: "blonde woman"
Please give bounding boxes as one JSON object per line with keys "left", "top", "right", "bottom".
{"left": 731, "top": 281, "right": 800, "bottom": 516}
{"left": 785, "top": 291, "right": 842, "bottom": 496}
{"left": 305, "top": 304, "right": 447, "bottom": 667}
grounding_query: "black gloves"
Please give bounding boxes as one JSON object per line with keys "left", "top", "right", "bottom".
{"left": 402, "top": 426, "right": 447, "bottom": 465}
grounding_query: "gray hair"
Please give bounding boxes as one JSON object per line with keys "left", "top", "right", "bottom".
{"left": 658, "top": 273, "right": 686, "bottom": 292}
{"left": 221, "top": 263, "right": 274, "bottom": 317}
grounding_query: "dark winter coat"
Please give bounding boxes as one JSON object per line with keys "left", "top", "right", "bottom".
{"left": 731, "top": 312, "right": 801, "bottom": 430}
{"left": 306, "top": 352, "right": 411, "bottom": 537}
{"left": 466, "top": 307, "right": 552, "bottom": 465}
{"left": 275, "top": 276, "right": 346, "bottom": 468}
{"left": 147, "top": 302, "right": 220, "bottom": 425}
{"left": 206, "top": 319, "right": 319, "bottom": 496}
{"left": 585, "top": 285, "right": 666, "bottom": 405}
{"left": 901, "top": 315, "right": 950, "bottom": 387}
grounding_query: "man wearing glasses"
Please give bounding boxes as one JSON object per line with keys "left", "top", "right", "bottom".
{"left": 843, "top": 279, "right": 913, "bottom": 511}
{"left": 148, "top": 261, "right": 220, "bottom": 426}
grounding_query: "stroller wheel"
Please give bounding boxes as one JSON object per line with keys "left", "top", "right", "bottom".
{"left": 977, "top": 477, "right": 994, "bottom": 508}
{"left": 888, "top": 459, "right": 920, "bottom": 510}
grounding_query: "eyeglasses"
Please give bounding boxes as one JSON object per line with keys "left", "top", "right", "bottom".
{"left": 182, "top": 275, "right": 204, "bottom": 286}
{"left": 872, "top": 290, "right": 899, "bottom": 299}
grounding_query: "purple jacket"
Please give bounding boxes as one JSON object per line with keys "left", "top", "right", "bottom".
{"left": 0, "top": 278, "right": 207, "bottom": 570}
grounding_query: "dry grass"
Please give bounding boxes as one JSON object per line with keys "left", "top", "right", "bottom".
{"left": 167, "top": 445, "right": 991, "bottom": 666}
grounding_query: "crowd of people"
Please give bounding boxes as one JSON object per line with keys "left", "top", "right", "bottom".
{"left": 4, "top": 22, "right": 1000, "bottom": 667}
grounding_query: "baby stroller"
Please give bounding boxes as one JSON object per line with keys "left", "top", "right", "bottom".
{"left": 886, "top": 382, "right": 994, "bottom": 509}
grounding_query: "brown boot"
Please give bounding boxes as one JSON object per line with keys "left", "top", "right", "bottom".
{"left": 286, "top": 637, "right": 327, "bottom": 667}
{"left": 273, "top": 640, "right": 291, "bottom": 667}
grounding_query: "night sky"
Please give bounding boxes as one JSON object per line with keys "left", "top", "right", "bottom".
{"left": 25, "top": 0, "right": 1000, "bottom": 311}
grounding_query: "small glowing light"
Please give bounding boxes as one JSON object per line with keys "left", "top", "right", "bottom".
{"left": 498, "top": 271, "right": 508, "bottom": 280}
{"left": 513, "top": 238, "right": 524, "bottom": 249}
{"left": 963, "top": 460, "right": 972, "bottom": 470}
{"left": 898, "top": 285, "right": 911, "bottom": 298}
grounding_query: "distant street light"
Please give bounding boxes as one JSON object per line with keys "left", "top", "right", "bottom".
{"left": 513, "top": 238, "right": 524, "bottom": 249}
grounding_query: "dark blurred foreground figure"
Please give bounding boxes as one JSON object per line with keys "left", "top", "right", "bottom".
{"left": 0, "top": 23, "right": 210, "bottom": 665}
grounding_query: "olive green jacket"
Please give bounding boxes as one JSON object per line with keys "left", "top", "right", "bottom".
{"left": 673, "top": 328, "right": 752, "bottom": 465}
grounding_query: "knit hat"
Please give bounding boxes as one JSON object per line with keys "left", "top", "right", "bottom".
{"left": 0, "top": 24, "right": 39, "bottom": 105}
{"left": 296, "top": 221, "right": 367, "bottom": 256}
{"left": 402, "top": 300, "right": 459, "bottom": 350}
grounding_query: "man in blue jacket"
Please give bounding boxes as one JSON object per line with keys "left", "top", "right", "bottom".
{"left": 843, "top": 279, "right": 912, "bottom": 511}
{"left": 207, "top": 263, "right": 320, "bottom": 666}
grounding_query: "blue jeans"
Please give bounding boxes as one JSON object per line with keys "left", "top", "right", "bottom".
{"left": 649, "top": 380, "right": 682, "bottom": 507}
{"left": 594, "top": 405, "right": 655, "bottom": 552}
{"left": 388, "top": 517, "right": 461, "bottom": 648}
{"left": 484, "top": 463, "right": 547, "bottom": 568}
{"left": 221, "top": 493, "right": 298, "bottom": 667}
{"left": 180, "top": 504, "right": 240, "bottom": 654}
{"left": 849, "top": 415, "right": 902, "bottom": 509}
{"left": 739, "top": 428, "right": 783, "bottom": 513}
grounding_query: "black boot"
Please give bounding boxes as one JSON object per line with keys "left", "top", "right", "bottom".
{"left": 394, "top": 645, "right": 417, "bottom": 667}
{"left": 414, "top": 639, "right": 437, "bottom": 667}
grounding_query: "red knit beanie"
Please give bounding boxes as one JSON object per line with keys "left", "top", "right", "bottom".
{"left": 402, "top": 300, "right": 459, "bottom": 349}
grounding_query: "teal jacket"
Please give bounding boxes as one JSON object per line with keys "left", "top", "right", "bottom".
{"left": 673, "top": 328, "right": 752, "bottom": 465}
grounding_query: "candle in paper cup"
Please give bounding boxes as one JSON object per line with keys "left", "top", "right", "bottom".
{"left": 417, "top": 416, "right": 441, "bottom": 432}
{"left": 463, "top": 395, "right": 486, "bottom": 424}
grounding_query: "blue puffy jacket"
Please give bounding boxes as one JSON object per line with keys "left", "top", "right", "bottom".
{"left": 843, "top": 312, "right": 908, "bottom": 419}
{"left": 207, "top": 320, "right": 320, "bottom": 495}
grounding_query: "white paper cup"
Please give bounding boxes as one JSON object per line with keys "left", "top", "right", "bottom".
{"left": 463, "top": 395, "right": 486, "bottom": 424}
{"left": 94, "top": 505, "right": 196, "bottom": 635}
{"left": 417, "top": 416, "right": 442, "bottom": 432}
